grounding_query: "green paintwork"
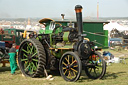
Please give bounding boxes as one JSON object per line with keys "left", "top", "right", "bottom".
{"left": 39, "top": 18, "right": 108, "bottom": 48}
{"left": 63, "top": 32, "right": 69, "bottom": 41}
{"left": 0, "top": 28, "right": 24, "bottom": 45}
{"left": 83, "top": 23, "right": 108, "bottom": 48}
{"left": 39, "top": 29, "right": 53, "bottom": 34}
{"left": 39, "top": 29, "right": 45, "bottom": 34}
{"left": 38, "top": 18, "right": 108, "bottom": 59}
{"left": 50, "top": 34, "right": 52, "bottom": 46}
{"left": 58, "top": 20, "right": 108, "bottom": 48}
{"left": 104, "top": 30, "right": 108, "bottom": 48}
{"left": 54, "top": 27, "right": 63, "bottom": 34}
{"left": 51, "top": 43, "right": 74, "bottom": 58}
{"left": 59, "top": 22, "right": 67, "bottom": 26}
{"left": 52, "top": 44, "right": 73, "bottom": 49}
{"left": 45, "top": 30, "right": 53, "bottom": 34}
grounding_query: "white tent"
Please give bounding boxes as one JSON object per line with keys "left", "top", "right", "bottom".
{"left": 104, "top": 22, "right": 128, "bottom": 31}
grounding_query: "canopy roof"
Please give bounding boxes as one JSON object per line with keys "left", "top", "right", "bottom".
{"left": 39, "top": 18, "right": 54, "bottom": 24}
{"left": 39, "top": 18, "right": 109, "bottom": 24}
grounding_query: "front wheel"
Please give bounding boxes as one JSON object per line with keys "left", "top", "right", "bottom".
{"left": 59, "top": 52, "right": 82, "bottom": 82}
{"left": 85, "top": 51, "right": 106, "bottom": 79}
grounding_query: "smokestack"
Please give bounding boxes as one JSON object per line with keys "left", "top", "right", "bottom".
{"left": 61, "top": 14, "right": 65, "bottom": 20}
{"left": 97, "top": 2, "right": 99, "bottom": 19}
{"left": 75, "top": 5, "right": 83, "bottom": 41}
{"left": 28, "top": 18, "right": 31, "bottom": 25}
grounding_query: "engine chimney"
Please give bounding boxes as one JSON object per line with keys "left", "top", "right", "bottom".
{"left": 75, "top": 5, "right": 83, "bottom": 41}
{"left": 61, "top": 14, "right": 65, "bottom": 20}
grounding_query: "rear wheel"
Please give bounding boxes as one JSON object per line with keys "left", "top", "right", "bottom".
{"left": 18, "top": 38, "right": 46, "bottom": 77}
{"left": 85, "top": 51, "right": 106, "bottom": 79}
{"left": 59, "top": 52, "right": 82, "bottom": 82}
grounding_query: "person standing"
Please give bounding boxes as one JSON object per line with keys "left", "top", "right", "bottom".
{"left": 9, "top": 43, "right": 17, "bottom": 75}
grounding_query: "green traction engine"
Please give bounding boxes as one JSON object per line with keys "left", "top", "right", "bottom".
{"left": 18, "top": 5, "right": 106, "bottom": 82}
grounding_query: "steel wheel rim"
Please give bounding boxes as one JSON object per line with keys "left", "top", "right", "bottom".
{"left": 19, "top": 41, "right": 38, "bottom": 76}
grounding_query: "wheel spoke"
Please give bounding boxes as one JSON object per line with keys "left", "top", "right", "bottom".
{"left": 64, "top": 69, "right": 68, "bottom": 75}
{"left": 25, "top": 63, "right": 30, "bottom": 71}
{"left": 27, "top": 46, "right": 31, "bottom": 53}
{"left": 35, "top": 62, "right": 38, "bottom": 67}
{"left": 68, "top": 55, "right": 70, "bottom": 64}
{"left": 27, "top": 43, "right": 31, "bottom": 49}
{"left": 65, "top": 57, "right": 69, "bottom": 64}
{"left": 22, "top": 49, "right": 29, "bottom": 54}
{"left": 63, "top": 67, "right": 66, "bottom": 70}
{"left": 73, "top": 71, "right": 76, "bottom": 77}
{"left": 31, "top": 67, "right": 34, "bottom": 73}
{"left": 70, "top": 60, "right": 77, "bottom": 65}
{"left": 73, "top": 65, "right": 78, "bottom": 68}
{"left": 23, "top": 54, "right": 28, "bottom": 58}
{"left": 71, "top": 68, "right": 78, "bottom": 73}
{"left": 89, "top": 68, "right": 92, "bottom": 73}
{"left": 24, "top": 61, "right": 29, "bottom": 67}
{"left": 30, "top": 63, "right": 34, "bottom": 74}
{"left": 27, "top": 43, "right": 32, "bottom": 52}
{"left": 30, "top": 46, "right": 34, "bottom": 54}
{"left": 32, "top": 59, "right": 38, "bottom": 62}
{"left": 32, "top": 52, "right": 37, "bottom": 57}
{"left": 21, "top": 59, "right": 28, "bottom": 62}
{"left": 34, "top": 47, "right": 37, "bottom": 53}
{"left": 94, "top": 68, "right": 97, "bottom": 76}
{"left": 31, "top": 62, "right": 37, "bottom": 70}
{"left": 68, "top": 71, "right": 70, "bottom": 77}
{"left": 62, "top": 62, "right": 67, "bottom": 66}
{"left": 69, "top": 71, "right": 72, "bottom": 79}
{"left": 29, "top": 63, "right": 33, "bottom": 74}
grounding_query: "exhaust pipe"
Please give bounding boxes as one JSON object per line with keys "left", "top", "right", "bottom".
{"left": 61, "top": 14, "right": 65, "bottom": 20}
{"left": 75, "top": 5, "right": 83, "bottom": 41}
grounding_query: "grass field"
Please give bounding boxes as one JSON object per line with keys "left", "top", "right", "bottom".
{"left": 0, "top": 50, "right": 128, "bottom": 85}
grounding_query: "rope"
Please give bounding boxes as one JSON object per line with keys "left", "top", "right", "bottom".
{"left": 92, "top": 40, "right": 104, "bottom": 46}
{"left": 83, "top": 31, "right": 108, "bottom": 37}
{"left": 82, "top": 30, "right": 108, "bottom": 47}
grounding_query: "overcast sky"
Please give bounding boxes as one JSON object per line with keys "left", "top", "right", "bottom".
{"left": 0, "top": 0, "right": 128, "bottom": 18}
